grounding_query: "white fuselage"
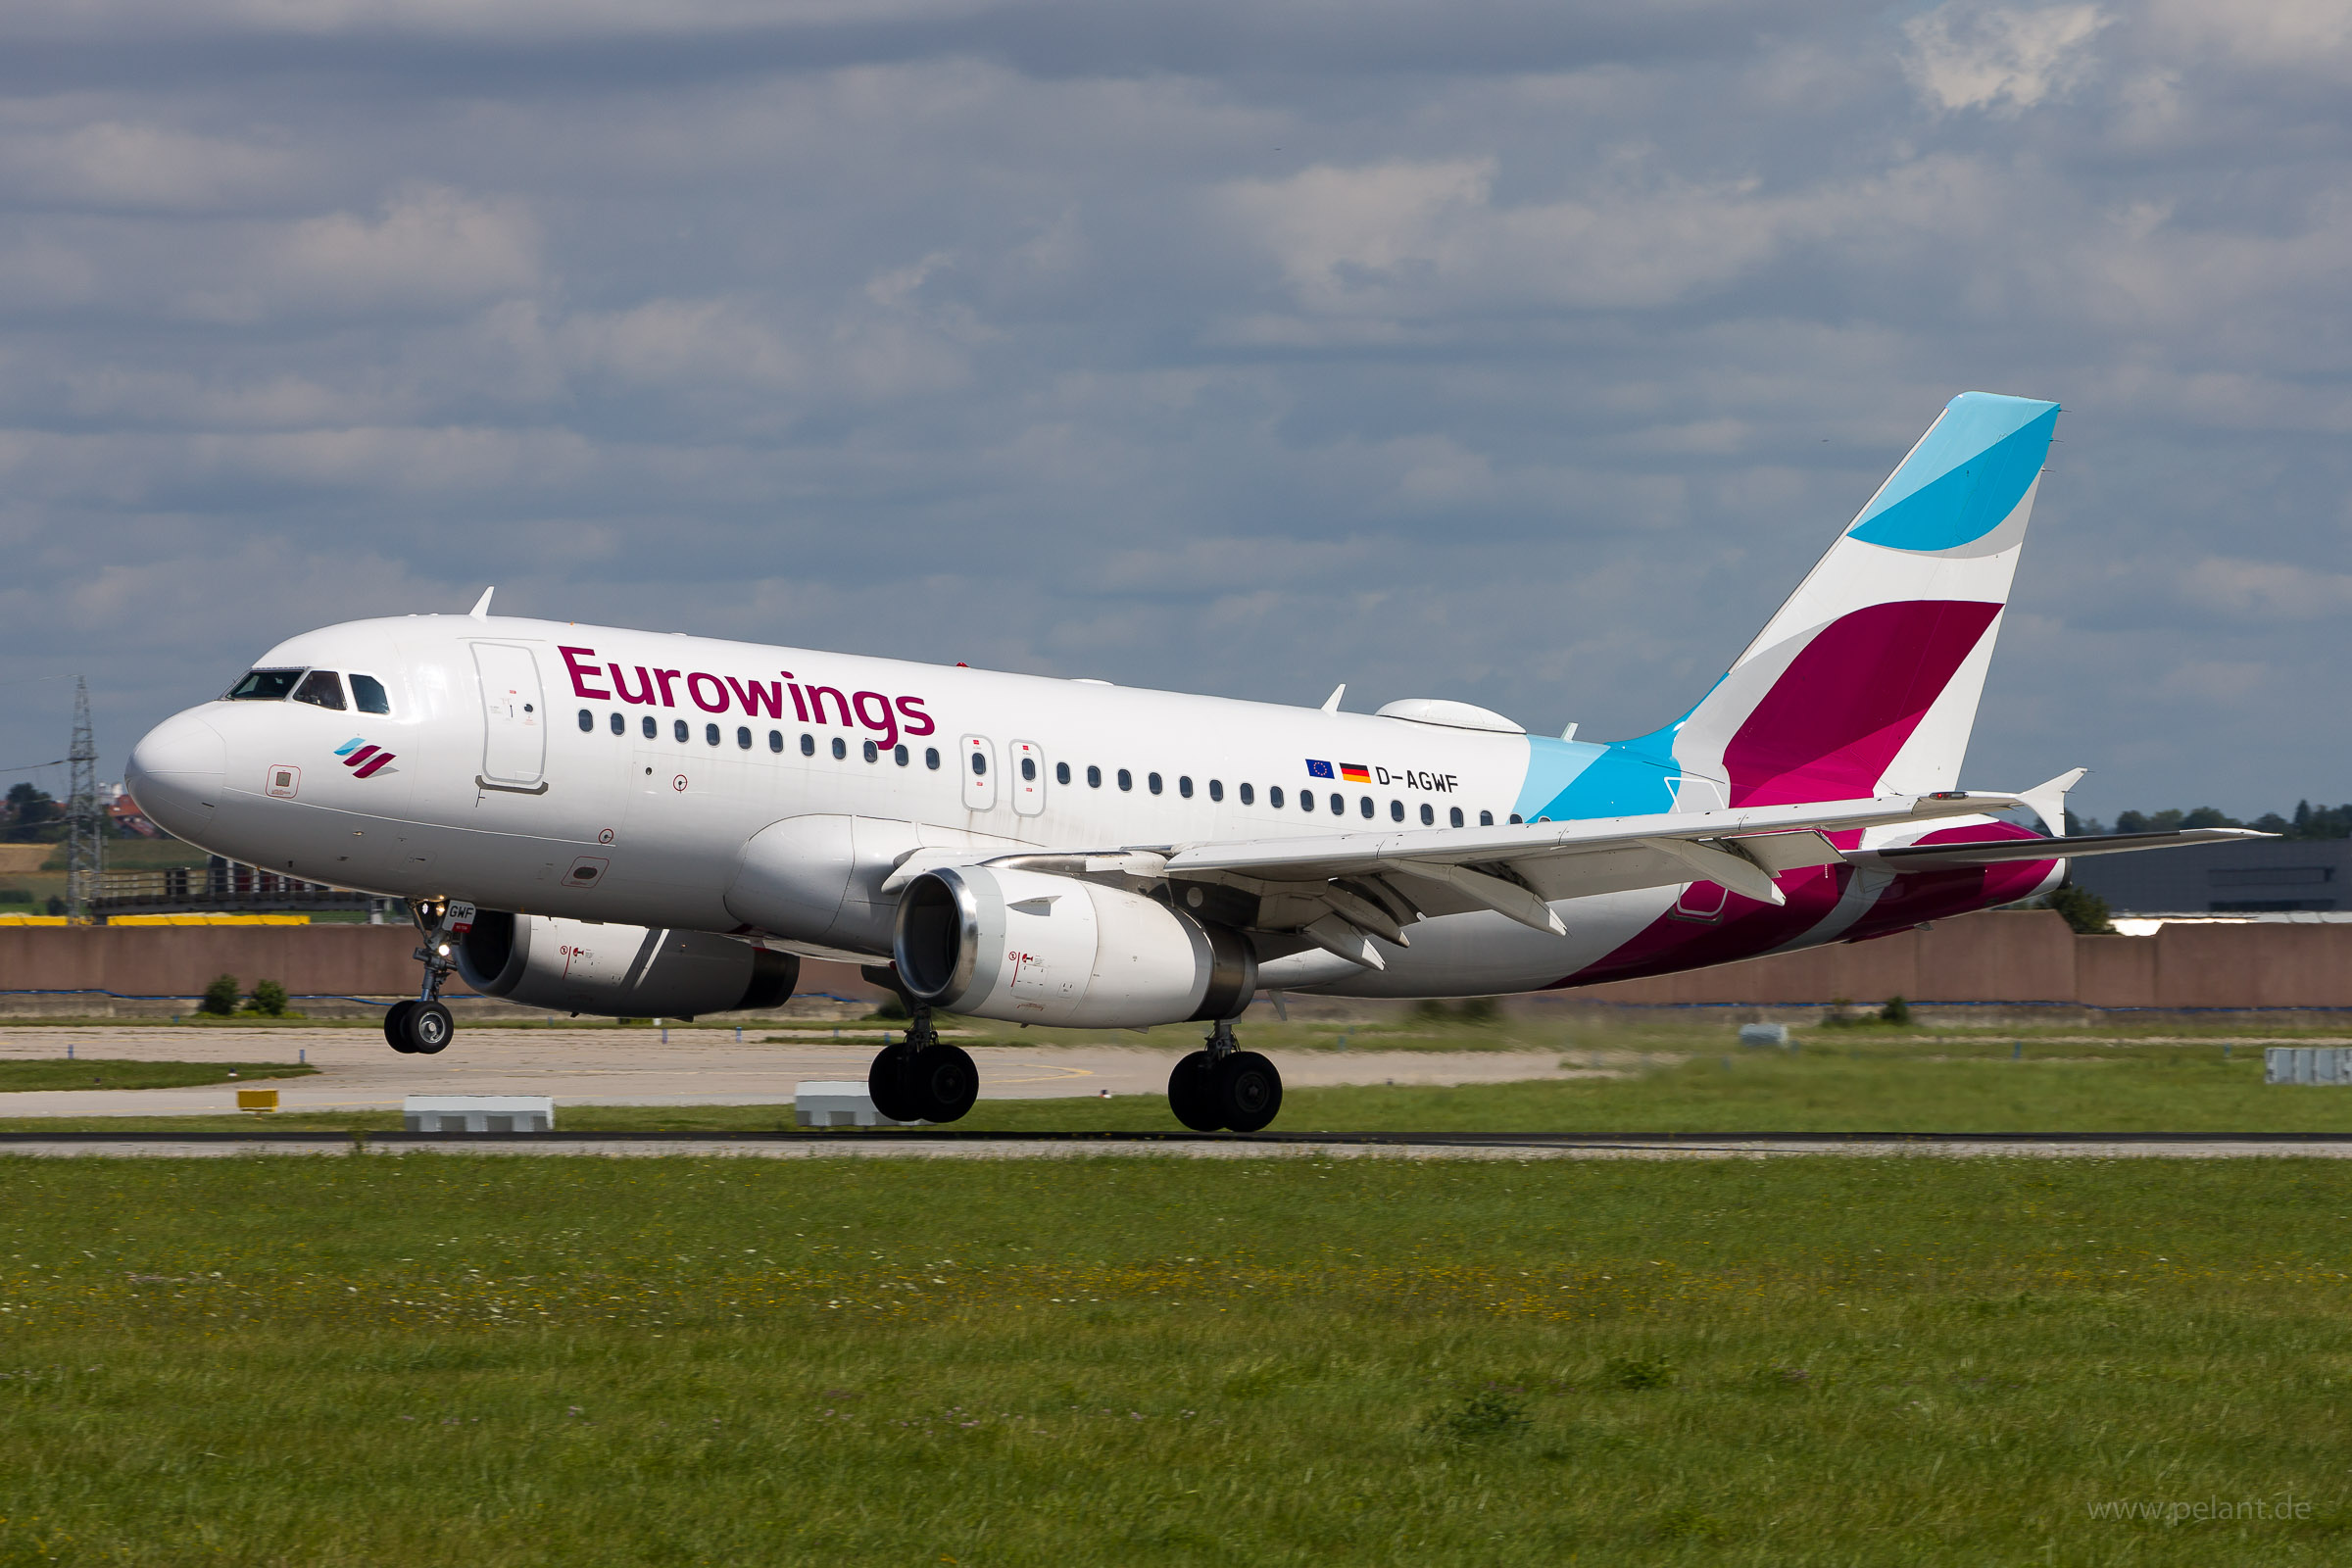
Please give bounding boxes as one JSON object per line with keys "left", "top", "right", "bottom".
{"left": 124, "top": 612, "right": 2031, "bottom": 1002}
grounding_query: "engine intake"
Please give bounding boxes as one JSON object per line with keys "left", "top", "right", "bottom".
{"left": 894, "top": 865, "right": 1255, "bottom": 1028}
{"left": 457, "top": 911, "right": 798, "bottom": 1019}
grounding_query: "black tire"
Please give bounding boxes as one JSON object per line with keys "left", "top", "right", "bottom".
{"left": 1167, "top": 1050, "right": 1222, "bottom": 1131}
{"left": 1212, "top": 1051, "right": 1282, "bottom": 1133}
{"left": 867, "top": 1042, "right": 920, "bottom": 1123}
{"left": 404, "top": 1000, "right": 455, "bottom": 1055}
{"left": 909, "top": 1044, "right": 979, "bottom": 1124}
{"left": 383, "top": 1000, "right": 418, "bottom": 1054}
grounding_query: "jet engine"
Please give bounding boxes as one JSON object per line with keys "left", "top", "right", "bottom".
{"left": 893, "top": 865, "right": 1255, "bottom": 1028}
{"left": 456, "top": 911, "right": 798, "bottom": 1019}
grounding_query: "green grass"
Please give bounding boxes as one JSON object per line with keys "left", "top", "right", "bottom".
{"left": 0, "top": 1059, "right": 317, "bottom": 1094}
{"left": 2, "top": 1156, "right": 2350, "bottom": 1565}
{"left": 4, "top": 1037, "right": 2350, "bottom": 1136}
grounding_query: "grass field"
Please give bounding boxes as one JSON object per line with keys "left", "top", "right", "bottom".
{"left": 2, "top": 1155, "right": 2349, "bottom": 1565}
{"left": 0, "top": 1060, "right": 316, "bottom": 1094}
{"left": 5, "top": 1033, "right": 2351, "bottom": 1136}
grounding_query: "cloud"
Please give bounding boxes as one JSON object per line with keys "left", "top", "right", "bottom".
{"left": 1902, "top": 3, "right": 2111, "bottom": 114}
{"left": 0, "top": 0, "right": 2345, "bottom": 824}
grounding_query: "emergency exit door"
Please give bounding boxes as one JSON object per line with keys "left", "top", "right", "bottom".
{"left": 472, "top": 643, "right": 547, "bottom": 790}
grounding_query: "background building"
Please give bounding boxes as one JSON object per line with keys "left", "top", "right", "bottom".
{"left": 2069, "top": 838, "right": 2351, "bottom": 915}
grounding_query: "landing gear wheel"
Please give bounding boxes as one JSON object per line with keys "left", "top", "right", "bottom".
{"left": 1211, "top": 1051, "right": 1282, "bottom": 1133}
{"left": 402, "top": 1000, "right": 455, "bottom": 1055}
{"left": 384, "top": 1000, "right": 418, "bottom": 1054}
{"left": 909, "top": 1044, "right": 978, "bottom": 1124}
{"left": 1168, "top": 1050, "right": 1222, "bottom": 1131}
{"left": 867, "top": 1042, "right": 919, "bottom": 1123}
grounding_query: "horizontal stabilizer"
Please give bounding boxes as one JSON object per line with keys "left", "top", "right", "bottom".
{"left": 1843, "top": 827, "right": 2270, "bottom": 873}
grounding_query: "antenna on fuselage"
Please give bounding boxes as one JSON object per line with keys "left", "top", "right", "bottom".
{"left": 1320, "top": 684, "right": 1346, "bottom": 713}
{"left": 468, "top": 586, "right": 495, "bottom": 620}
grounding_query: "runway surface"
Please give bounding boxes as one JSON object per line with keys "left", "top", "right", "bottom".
{"left": 0, "top": 1023, "right": 1599, "bottom": 1118}
{"left": 2, "top": 1131, "right": 2346, "bottom": 1159}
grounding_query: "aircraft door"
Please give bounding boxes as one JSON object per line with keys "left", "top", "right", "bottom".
{"left": 960, "top": 735, "right": 996, "bottom": 812}
{"left": 1008, "top": 741, "right": 1045, "bottom": 816}
{"left": 472, "top": 643, "right": 547, "bottom": 790}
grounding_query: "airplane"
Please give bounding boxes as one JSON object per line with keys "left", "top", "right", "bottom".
{"left": 124, "top": 391, "right": 2256, "bottom": 1132}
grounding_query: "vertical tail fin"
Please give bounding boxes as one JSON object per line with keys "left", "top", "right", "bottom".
{"left": 1649, "top": 391, "right": 2060, "bottom": 807}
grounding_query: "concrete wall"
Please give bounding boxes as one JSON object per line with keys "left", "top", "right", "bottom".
{"left": 2, "top": 910, "right": 2348, "bottom": 1011}
{"left": 0, "top": 925, "right": 891, "bottom": 1013}
{"left": 1574, "top": 910, "right": 2352, "bottom": 1009}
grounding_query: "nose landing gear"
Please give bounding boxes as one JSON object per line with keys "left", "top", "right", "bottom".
{"left": 387, "top": 899, "right": 472, "bottom": 1055}
{"left": 1168, "top": 1017, "right": 1281, "bottom": 1133}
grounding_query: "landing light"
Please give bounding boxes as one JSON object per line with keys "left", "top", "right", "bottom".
{"left": 436, "top": 944, "right": 451, "bottom": 956}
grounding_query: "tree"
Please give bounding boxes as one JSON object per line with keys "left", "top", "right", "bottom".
{"left": 199, "top": 974, "right": 240, "bottom": 1016}
{"left": 249, "top": 980, "right": 290, "bottom": 1017}
{"left": 2047, "top": 885, "right": 2115, "bottom": 935}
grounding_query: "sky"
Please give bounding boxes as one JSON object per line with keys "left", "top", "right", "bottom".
{"left": 0, "top": 0, "right": 2346, "bottom": 821}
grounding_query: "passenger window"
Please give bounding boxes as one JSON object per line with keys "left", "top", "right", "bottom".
{"left": 1266, "top": 785, "right": 1279, "bottom": 808}
{"left": 642, "top": 715, "right": 657, "bottom": 739}
{"left": 864, "top": 740, "right": 879, "bottom": 762}
{"left": 226, "top": 668, "right": 303, "bottom": 702}
{"left": 1480, "top": 810, "right": 1494, "bottom": 826}
{"left": 705, "top": 723, "right": 721, "bottom": 746}
{"left": 292, "top": 670, "right": 346, "bottom": 710}
{"left": 1149, "top": 772, "right": 1162, "bottom": 795}
{"left": 737, "top": 726, "right": 752, "bottom": 750}
{"left": 1208, "top": 779, "right": 1223, "bottom": 803}
{"left": 925, "top": 747, "right": 940, "bottom": 769}
{"left": 1390, "top": 800, "right": 1403, "bottom": 821}
{"left": 1509, "top": 813, "right": 1523, "bottom": 825}
{"left": 1360, "top": 797, "right": 1374, "bottom": 818}
{"left": 1419, "top": 804, "right": 1433, "bottom": 825}
{"left": 1177, "top": 775, "right": 1192, "bottom": 799}
{"left": 1298, "top": 791, "right": 1312, "bottom": 812}
{"left": 1332, "top": 794, "right": 1346, "bottom": 815}
{"left": 1088, "top": 765, "right": 1102, "bottom": 788}
{"left": 832, "top": 737, "right": 847, "bottom": 760}
{"left": 801, "top": 733, "right": 815, "bottom": 757}
{"left": 577, "top": 709, "right": 593, "bottom": 732}
{"left": 673, "top": 719, "right": 689, "bottom": 743}
{"left": 895, "top": 745, "right": 908, "bottom": 766}
{"left": 1021, "top": 757, "right": 1037, "bottom": 782}
{"left": 1240, "top": 783, "right": 1254, "bottom": 806}
{"left": 1449, "top": 807, "right": 1464, "bottom": 828}
{"left": 610, "top": 712, "right": 624, "bottom": 735}
{"left": 769, "top": 730, "right": 783, "bottom": 753}
{"left": 1117, "top": 768, "right": 1132, "bottom": 792}
{"left": 970, "top": 751, "right": 987, "bottom": 776}
{"left": 349, "top": 674, "right": 392, "bottom": 714}
{"left": 1055, "top": 761, "right": 1070, "bottom": 785}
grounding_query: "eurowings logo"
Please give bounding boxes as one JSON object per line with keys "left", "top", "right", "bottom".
{"left": 335, "top": 737, "right": 397, "bottom": 778}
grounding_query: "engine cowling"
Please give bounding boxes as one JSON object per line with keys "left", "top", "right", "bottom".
{"left": 457, "top": 911, "right": 798, "bottom": 1019}
{"left": 893, "top": 865, "right": 1255, "bottom": 1028}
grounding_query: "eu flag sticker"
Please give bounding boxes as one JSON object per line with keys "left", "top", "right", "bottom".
{"left": 1304, "top": 759, "right": 1335, "bottom": 779}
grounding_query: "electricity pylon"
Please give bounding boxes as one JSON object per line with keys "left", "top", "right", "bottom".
{"left": 65, "top": 676, "right": 101, "bottom": 923}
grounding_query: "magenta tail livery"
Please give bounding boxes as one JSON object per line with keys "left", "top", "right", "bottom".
{"left": 126, "top": 392, "right": 2260, "bottom": 1129}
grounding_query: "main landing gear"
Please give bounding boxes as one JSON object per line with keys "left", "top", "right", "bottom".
{"left": 866, "top": 998, "right": 979, "bottom": 1125}
{"left": 1167, "top": 1018, "right": 1282, "bottom": 1133}
{"left": 386, "top": 898, "right": 473, "bottom": 1056}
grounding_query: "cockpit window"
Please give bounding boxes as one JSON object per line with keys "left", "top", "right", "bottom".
{"left": 349, "top": 674, "right": 391, "bottom": 715}
{"left": 292, "top": 670, "right": 347, "bottom": 710}
{"left": 226, "top": 668, "right": 303, "bottom": 702}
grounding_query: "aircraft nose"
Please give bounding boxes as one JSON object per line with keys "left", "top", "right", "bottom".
{"left": 126, "top": 710, "right": 225, "bottom": 838}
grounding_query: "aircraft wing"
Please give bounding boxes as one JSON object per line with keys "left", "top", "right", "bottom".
{"left": 1133, "top": 791, "right": 2031, "bottom": 970}
{"left": 1841, "top": 826, "right": 2269, "bottom": 872}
